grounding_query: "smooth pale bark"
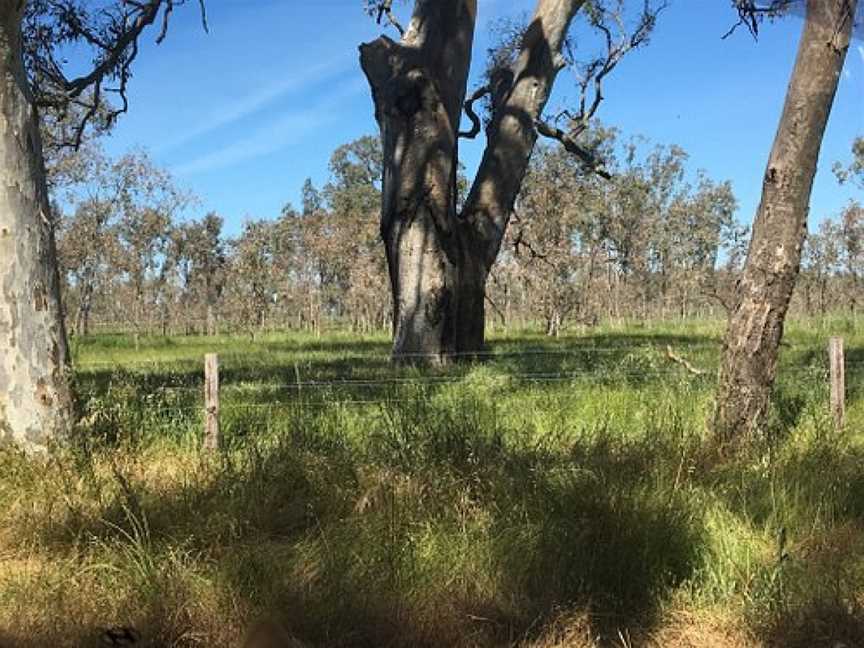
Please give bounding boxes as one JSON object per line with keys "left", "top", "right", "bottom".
{"left": 713, "top": 0, "right": 856, "bottom": 443}
{"left": 361, "top": 0, "right": 584, "bottom": 362}
{"left": 0, "top": 1, "right": 74, "bottom": 452}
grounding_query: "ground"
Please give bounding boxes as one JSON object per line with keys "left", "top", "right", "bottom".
{"left": 1, "top": 319, "right": 863, "bottom": 647}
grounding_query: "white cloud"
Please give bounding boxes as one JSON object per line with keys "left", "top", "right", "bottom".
{"left": 173, "top": 78, "right": 366, "bottom": 176}
{"left": 160, "top": 56, "right": 355, "bottom": 154}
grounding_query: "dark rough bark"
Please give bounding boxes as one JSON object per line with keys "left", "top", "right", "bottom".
{"left": 713, "top": 0, "right": 857, "bottom": 444}
{"left": 361, "top": 0, "right": 583, "bottom": 362}
{"left": 0, "top": 1, "right": 74, "bottom": 452}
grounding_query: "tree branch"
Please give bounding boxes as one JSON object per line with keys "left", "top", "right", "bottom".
{"left": 25, "top": 0, "right": 209, "bottom": 149}
{"left": 560, "top": 0, "right": 667, "bottom": 140}
{"left": 371, "top": 0, "right": 405, "bottom": 36}
{"left": 665, "top": 345, "right": 707, "bottom": 376}
{"left": 458, "top": 85, "right": 490, "bottom": 140}
{"left": 723, "top": 0, "right": 799, "bottom": 39}
{"left": 535, "top": 118, "right": 612, "bottom": 179}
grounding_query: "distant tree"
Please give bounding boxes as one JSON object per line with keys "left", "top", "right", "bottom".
{"left": 510, "top": 145, "right": 604, "bottom": 336}
{"left": 839, "top": 202, "right": 864, "bottom": 314}
{"left": 713, "top": 0, "right": 858, "bottom": 445}
{"left": 664, "top": 175, "right": 738, "bottom": 319}
{"left": 187, "top": 213, "right": 226, "bottom": 335}
{"left": 505, "top": 132, "right": 737, "bottom": 333}
{"left": 301, "top": 178, "right": 323, "bottom": 217}
{"left": 834, "top": 137, "right": 864, "bottom": 187}
{"left": 801, "top": 218, "right": 842, "bottom": 316}
{"left": 230, "top": 220, "right": 282, "bottom": 335}
{"left": 56, "top": 198, "right": 115, "bottom": 336}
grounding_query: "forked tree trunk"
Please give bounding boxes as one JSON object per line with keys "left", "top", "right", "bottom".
{"left": 361, "top": 0, "right": 583, "bottom": 362}
{"left": 713, "top": 0, "right": 856, "bottom": 444}
{"left": 0, "top": 3, "right": 74, "bottom": 452}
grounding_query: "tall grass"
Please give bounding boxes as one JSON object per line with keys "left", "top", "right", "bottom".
{"left": 1, "top": 321, "right": 863, "bottom": 646}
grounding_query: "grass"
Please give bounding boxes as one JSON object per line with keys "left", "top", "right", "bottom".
{"left": 2, "top": 318, "right": 864, "bottom": 646}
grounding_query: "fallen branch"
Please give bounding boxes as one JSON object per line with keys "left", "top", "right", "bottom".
{"left": 664, "top": 345, "right": 707, "bottom": 376}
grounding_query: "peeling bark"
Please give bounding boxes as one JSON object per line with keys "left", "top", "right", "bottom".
{"left": 361, "top": 0, "right": 584, "bottom": 362}
{"left": 0, "top": 2, "right": 74, "bottom": 452}
{"left": 713, "top": 0, "right": 857, "bottom": 444}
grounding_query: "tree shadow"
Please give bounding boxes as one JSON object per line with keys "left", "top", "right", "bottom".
{"left": 39, "top": 408, "right": 705, "bottom": 646}
{"left": 762, "top": 602, "right": 864, "bottom": 648}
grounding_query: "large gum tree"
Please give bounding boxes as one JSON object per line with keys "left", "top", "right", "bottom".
{"left": 360, "top": 0, "right": 661, "bottom": 362}
{"left": 0, "top": 0, "right": 203, "bottom": 452}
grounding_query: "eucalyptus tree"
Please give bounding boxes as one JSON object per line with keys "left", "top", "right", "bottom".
{"left": 230, "top": 220, "right": 283, "bottom": 334}
{"left": 360, "top": 0, "right": 663, "bottom": 361}
{"left": 177, "top": 213, "right": 227, "bottom": 336}
{"left": 713, "top": 0, "right": 858, "bottom": 444}
{"left": 800, "top": 217, "right": 842, "bottom": 316}
{"left": 0, "top": 0, "right": 204, "bottom": 451}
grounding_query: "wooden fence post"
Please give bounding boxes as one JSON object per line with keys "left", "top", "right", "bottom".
{"left": 204, "top": 353, "right": 220, "bottom": 450}
{"left": 829, "top": 337, "right": 845, "bottom": 431}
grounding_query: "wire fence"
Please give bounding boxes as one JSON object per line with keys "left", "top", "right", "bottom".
{"left": 71, "top": 337, "right": 854, "bottom": 440}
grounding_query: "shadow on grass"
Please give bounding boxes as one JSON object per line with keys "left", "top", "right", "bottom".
{"left": 26, "top": 398, "right": 707, "bottom": 647}
{"left": 762, "top": 602, "right": 864, "bottom": 648}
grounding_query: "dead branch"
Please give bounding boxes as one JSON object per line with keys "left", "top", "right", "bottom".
{"left": 459, "top": 85, "right": 490, "bottom": 140}
{"left": 664, "top": 345, "right": 707, "bottom": 376}
{"left": 484, "top": 294, "right": 507, "bottom": 327}
{"left": 373, "top": 0, "right": 405, "bottom": 37}
{"left": 536, "top": 0, "right": 667, "bottom": 179}
{"left": 723, "top": 0, "right": 799, "bottom": 39}
{"left": 535, "top": 119, "right": 613, "bottom": 180}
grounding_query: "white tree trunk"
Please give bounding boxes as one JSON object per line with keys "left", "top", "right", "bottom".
{"left": 0, "top": 3, "right": 74, "bottom": 452}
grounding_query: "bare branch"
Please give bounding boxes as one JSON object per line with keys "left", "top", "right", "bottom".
{"left": 533, "top": 1, "right": 665, "bottom": 180}
{"left": 535, "top": 119, "right": 612, "bottom": 180}
{"left": 458, "top": 85, "right": 490, "bottom": 140}
{"left": 665, "top": 345, "right": 708, "bottom": 376}
{"left": 370, "top": 0, "right": 405, "bottom": 37}
{"left": 569, "top": 0, "right": 667, "bottom": 138}
{"left": 701, "top": 281, "right": 734, "bottom": 313}
{"left": 511, "top": 226, "right": 553, "bottom": 266}
{"left": 723, "top": 0, "right": 799, "bottom": 39}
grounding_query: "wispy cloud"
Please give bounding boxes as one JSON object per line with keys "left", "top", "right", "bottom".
{"left": 173, "top": 78, "right": 367, "bottom": 176}
{"left": 160, "top": 56, "right": 355, "bottom": 154}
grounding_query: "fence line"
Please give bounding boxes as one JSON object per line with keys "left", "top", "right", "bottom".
{"left": 71, "top": 343, "right": 729, "bottom": 368}
{"left": 73, "top": 363, "right": 849, "bottom": 394}
{"left": 70, "top": 336, "right": 852, "bottom": 450}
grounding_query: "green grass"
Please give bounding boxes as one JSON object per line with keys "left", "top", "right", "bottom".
{"left": 2, "top": 319, "right": 864, "bottom": 646}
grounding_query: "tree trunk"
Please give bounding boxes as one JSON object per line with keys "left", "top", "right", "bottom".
{"left": 361, "top": 0, "right": 582, "bottom": 362}
{"left": 713, "top": 0, "right": 856, "bottom": 444}
{"left": 0, "top": 3, "right": 74, "bottom": 452}
{"left": 75, "top": 265, "right": 96, "bottom": 336}
{"left": 360, "top": 0, "right": 478, "bottom": 362}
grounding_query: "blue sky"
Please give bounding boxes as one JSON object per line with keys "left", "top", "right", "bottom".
{"left": 100, "top": 0, "right": 864, "bottom": 236}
